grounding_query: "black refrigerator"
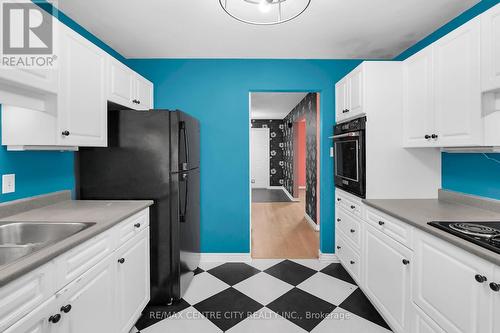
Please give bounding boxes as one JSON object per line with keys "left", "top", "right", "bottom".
{"left": 76, "top": 109, "right": 200, "bottom": 305}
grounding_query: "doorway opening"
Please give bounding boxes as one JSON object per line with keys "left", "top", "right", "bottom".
{"left": 250, "top": 92, "right": 320, "bottom": 259}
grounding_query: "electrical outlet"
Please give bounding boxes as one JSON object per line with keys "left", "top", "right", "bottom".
{"left": 2, "top": 174, "right": 15, "bottom": 194}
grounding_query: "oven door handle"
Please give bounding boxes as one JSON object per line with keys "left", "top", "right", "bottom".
{"left": 332, "top": 132, "right": 361, "bottom": 139}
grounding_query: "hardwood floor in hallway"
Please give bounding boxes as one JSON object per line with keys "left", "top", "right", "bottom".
{"left": 251, "top": 190, "right": 319, "bottom": 259}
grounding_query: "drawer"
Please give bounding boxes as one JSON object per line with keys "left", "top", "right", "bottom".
{"left": 115, "top": 209, "right": 149, "bottom": 248}
{"left": 366, "top": 207, "right": 413, "bottom": 249}
{"left": 336, "top": 234, "right": 361, "bottom": 284}
{"left": 55, "top": 228, "right": 115, "bottom": 287}
{"left": 336, "top": 208, "right": 361, "bottom": 248}
{"left": 335, "top": 190, "right": 363, "bottom": 218}
{"left": 0, "top": 262, "right": 55, "bottom": 331}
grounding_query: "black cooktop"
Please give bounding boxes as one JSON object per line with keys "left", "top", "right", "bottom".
{"left": 429, "top": 221, "right": 500, "bottom": 254}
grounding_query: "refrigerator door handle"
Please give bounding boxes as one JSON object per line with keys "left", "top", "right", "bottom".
{"left": 180, "top": 121, "right": 190, "bottom": 171}
{"left": 180, "top": 172, "right": 189, "bottom": 223}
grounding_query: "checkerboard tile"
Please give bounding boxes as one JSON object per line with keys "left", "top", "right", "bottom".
{"left": 139, "top": 259, "right": 391, "bottom": 333}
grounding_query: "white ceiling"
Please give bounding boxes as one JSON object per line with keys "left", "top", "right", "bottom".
{"left": 57, "top": 0, "right": 479, "bottom": 59}
{"left": 251, "top": 92, "right": 308, "bottom": 119}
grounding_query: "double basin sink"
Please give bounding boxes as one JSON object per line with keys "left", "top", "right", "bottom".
{"left": 0, "top": 222, "right": 95, "bottom": 267}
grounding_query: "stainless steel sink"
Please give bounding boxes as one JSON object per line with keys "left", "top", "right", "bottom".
{"left": 0, "top": 222, "right": 95, "bottom": 267}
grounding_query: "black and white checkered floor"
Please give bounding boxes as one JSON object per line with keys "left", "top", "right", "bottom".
{"left": 133, "top": 259, "right": 392, "bottom": 333}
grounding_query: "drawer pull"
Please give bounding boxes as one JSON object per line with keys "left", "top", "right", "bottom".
{"left": 350, "top": 205, "right": 356, "bottom": 209}
{"left": 61, "top": 304, "right": 72, "bottom": 313}
{"left": 337, "top": 218, "right": 341, "bottom": 222}
{"left": 134, "top": 223, "right": 141, "bottom": 228}
{"left": 490, "top": 282, "right": 500, "bottom": 292}
{"left": 337, "top": 198, "right": 341, "bottom": 202}
{"left": 350, "top": 260, "right": 355, "bottom": 265}
{"left": 118, "top": 258, "right": 126, "bottom": 264}
{"left": 49, "top": 314, "right": 61, "bottom": 324}
{"left": 402, "top": 259, "right": 410, "bottom": 265}
{"left": 475, "top": 274, "right": 487, "bottom": 283}
{"left": 336, "top": 246, "right": 341, "bottom": 250}
{"left": 378, "top": 221, "right": 385, "bottom": 226}
{"left": 350, "top": 229, "right": 355, "bottom": 233}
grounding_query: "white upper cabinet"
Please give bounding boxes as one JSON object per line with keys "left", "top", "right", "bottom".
{"left": 108, "top": 59, "right": 154, "bottom": 110}
{"left": 403, "top": 48, "right": 436, "bottom": 147}
{"left": 433, "top": 18, "right": 482, "bottom": 147}
{"left": 413, "top": 230, "right": 492, "bottom": 333}
{"left": 58, "top": 25, "right": 107, "bottom": 147}
{"left": 335, "top": 64, "right": 365, "bottom": 123}
{"left": 481, "top": 4, "right": 500, "bottom": 92}
{"left": 108, "top": 58, "right": 136, "bottom": 109}
{"left": 403, "top": 18, "right": 484, "bottom": 147}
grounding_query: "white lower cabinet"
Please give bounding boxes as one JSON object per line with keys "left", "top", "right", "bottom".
{"left": 4, "top": 297, "right": 59, "bottom": 333}
{"left": 413, "top": 305, "right": 446, "bottom": 333}
{"left": 116, "top": 228, "right": 150, "bottom": 333}
{"left": 491, "top": 267, "right": 500, "bottom": 333}
{"left": 413, "top": 230, "right": 492, "bottom": 333}
{"left": 0, "top": 209, "right": 150, "bottom": 333}
{"left": 58, "top": 253, "right": 116, "bottom": 333}
{"left": 363, "top": 224, "right": 412, "bottom": 333}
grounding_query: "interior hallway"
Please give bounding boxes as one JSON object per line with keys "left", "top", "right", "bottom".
{"left": 251, "top": 190, "right": 319, "bottom": 259}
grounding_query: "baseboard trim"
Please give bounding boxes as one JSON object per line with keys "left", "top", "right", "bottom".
{"left": 318, "top": 251, "right": 339, "bottom": 262}
{"left": 304, "top": 213, "right": 320, "bottom": 231}
{"left": 200, "top": 253, "right": 252, "bottom": 262}
{"left": 267, "top": 186, "right": 300, "bottom": 202}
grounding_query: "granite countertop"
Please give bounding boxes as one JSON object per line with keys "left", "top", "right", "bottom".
{"left": 363, "top": 190, "right": 500, "bottom": 266}
{"left": 0, "top": 191, "right": 153, "bottom": 287}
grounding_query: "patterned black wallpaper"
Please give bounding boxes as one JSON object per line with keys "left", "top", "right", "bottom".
{"left": 251, "top": 93, "right": 318, "bottom": 223}
{"left": 251, "top": 119, "right": 285, "bottom": 186}
{"left": 283, "top": 93, "right": 318, "bottom": 222}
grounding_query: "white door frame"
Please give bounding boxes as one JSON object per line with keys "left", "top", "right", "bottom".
{"left": 250, "top": 127, "right": 270, "bottom": 189}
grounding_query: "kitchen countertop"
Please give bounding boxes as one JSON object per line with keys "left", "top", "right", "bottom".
{"left": 363, "top": 190, "right": 500, "bottom": 266}
{"left": 0, "top": 191, "right": 153, "bottom": 287}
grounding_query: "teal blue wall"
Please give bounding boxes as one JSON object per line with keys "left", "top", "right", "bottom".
{"left": 128, "top": 59, "right": 361, "bottom": 253}
{"left": 396, "top": 0, "right": 500, "bottom": 200}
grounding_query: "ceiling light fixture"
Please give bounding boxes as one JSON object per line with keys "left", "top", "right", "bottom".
{"left": 220, "top": 0, "right": 311, "bottom": 25}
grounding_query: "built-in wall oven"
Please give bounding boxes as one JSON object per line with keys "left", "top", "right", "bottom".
{"left": 333, "top": 117, "right": 366, "bottom": 198}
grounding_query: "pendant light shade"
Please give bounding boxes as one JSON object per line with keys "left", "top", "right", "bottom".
{"left": 219, "top": 0, "right": 311, "bottom": 25}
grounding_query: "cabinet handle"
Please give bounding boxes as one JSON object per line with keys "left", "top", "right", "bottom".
{"left": 118, "top": 258, "right": 125, "bottom": 264}
{"left": 337, "top": 218, "right": 341, "bottom": 222}
{"left": 402, "top": 259, "right": 410, "bottom": 265}
{"left": 61, "top": 304, "right": 72, "bottom": 313}
{"left": 424, "top": 134, "right": 431, "bottom": 139}
{"left": 350, "top": 205, "right": 356, "bottom": 209}
{"left": 336, "top": 246, "right": 341, "bottom": 250}
{"left": 490, "top": 282, "right": 500, "bottom": 292}
{"left": 337, "top": 198, "right": 341, "bottom": 202}
{"left": 134, "top": 223, "right": 141, "bottom": 228}
{"left": 350, "top": 260, "right": 355, "bottom": 265}
{"left": 137, "top": 100, "right": 141, "bottom": 104}
{"left": 48, "top": 314, "right": 61, "bottom": 324}
{"left": 431, "top": 134, "right": 438, "bottom": 139}
{"left": 475, "top": 274, "right": 487, "bottom": 283}
{"left": 61, "top": 130, "right": 70, "bottom": 137}
{"left": 350, "top": 229, "right": 355, "bottom": 233}
{"left": 378, "top": 221, "right": 385, "bottom": 226}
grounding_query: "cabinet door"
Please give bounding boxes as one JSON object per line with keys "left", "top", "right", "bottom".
{"left": 481, "top": 4, "right": 500, "bottom": 92}
{"left": 0, "top": 68, "right": 58, "bottom": 93}
{"left": 403, "top": 48, "right": 435, "bottom": 147}
{"left": 3, "top": 296, "right": 59, "bottom": 333}
{"left": 489, "top": 267, "right": 500, "bottom": 333}
{"left": 116, "top": 228, "right": 150, "bottom": 333}
{"left": 335, "top": 78, "right": 349, "bottom": 122}
{"left": 413, "top": 306, "right": 446, "bottom": 333}
{"left": 413, "top": 231, "right": 492, "bottom": 333}
{"left": 58, "top": 254, "right": 116, "bottom": 333}
{"left": 108, "top": 58, "right": 135, "bottom": 109}
{"left": 348, "top": 66, "right": 364, "bottom": 117}
{"left": 363, "top": 224, "right": 412, "bottom": 332}
{"left": 58, "top": 27, "right": 107, "bottom": 147}
{"left": 135, "top": 75, "right": 153, "bottom": 110}
{"left": 433, "top": 18, "right": 482, "bottom": 147}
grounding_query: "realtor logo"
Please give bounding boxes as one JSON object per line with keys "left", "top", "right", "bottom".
{"left": 1, "top": 0, "right": 57, "bottom": 68}
{"left": 2, "top": 1, "right": 52, "bottom": 54}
